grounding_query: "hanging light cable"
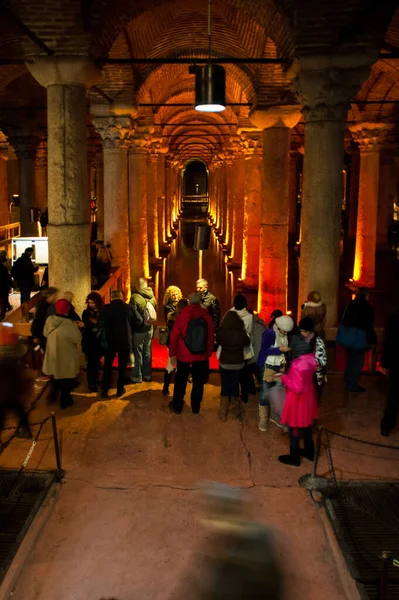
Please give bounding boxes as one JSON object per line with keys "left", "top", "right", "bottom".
{"left": 194, "top": 0, "right": 226, "bottom": 112}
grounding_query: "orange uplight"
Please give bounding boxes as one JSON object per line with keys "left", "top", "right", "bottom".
{"left": 287, "top": 310, "right": 292, "bottom": 315}
{"left": 353, "top": 251, "right": 361, "bottom": 283}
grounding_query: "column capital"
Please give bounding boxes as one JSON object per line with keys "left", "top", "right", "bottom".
{"left": 249, "top": 105, "right": 301, "bottom": 130}
{"left": 349, "top": 122, "right": 393, "bottom": 153}
{"left": 8, "top": 133, "right": 39, "bottom": 160}
{"left": 128, "top": 133, "right": 152, "bottom": 155}
{"left": 291, "top": 61, "right": 371, "bottom": 123}
{"left": 93, "top": 116, "right": 133, "bottom": 149}
{"left": 26, "top": 56, "right": 100, "bottom": 89}
{"left": 240, "top": 131, "right": 263, "bottom": 156}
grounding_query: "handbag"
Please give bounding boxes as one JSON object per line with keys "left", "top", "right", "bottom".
{"left": 336, "top": 325, "right": 368, "bottom": 351}
{"left": 158, "top": 327, "right": 169, "bottom": 346}
{"left": 243, "top": 344, "right": 254, "bottom": 361}
{"left": 96, "top": 322, "right": 108, "bottom": 352}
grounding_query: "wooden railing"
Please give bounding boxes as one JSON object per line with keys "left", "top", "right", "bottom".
{"left": 4, "top": 266, "right": 123, "bottom": 337}
{"left": 0, "top": 222, "right": 20, "bottom": 252}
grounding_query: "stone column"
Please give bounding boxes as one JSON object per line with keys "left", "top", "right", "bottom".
{"left": 377, "top": 155, "right": 394, "bottom": 251}
{"left": 157, "top": 152, "right": 166, "bottom": 247}
{"left": 293, "top": 58, "right": 372, "bottom": 327}
{"left": 0, "top": 151, "right": 9, "bottom": 226}
{"left": 231, "top": 153, "right": 245, "bottom": 265}
{"left": 349, "top": 122, "right": 392, "bottom": 288}
{"left": 241, "top": 135, "right": 262, "bottom": 286}
{"left": 225, "top": 158, "right": 234, "bottom": 251}
{"left": 34, "top": 144, "right": 47, "bottom": 215}
{"left": 28, "top": 56, "right": 100, "bottom": 314}
{"left": 165, "top": 158, "right": 173, "bottom": 240}
{"left": 92, "top": 116, "right": 132, "bottom": 292}
{"left": 250, "top": 107, "right": 301, "bottom": 317}
{"left": 95, "top": 151, "right": 104, "bottom": 240}
{"left": 288, "top": 147, "right": 301, "bottom": 246}
{"left": 147, "top": 148, "right": 159, "bottom": 260}
{"left": 11, "top": 135, "right": 39, "bottom": 237}
{"left": 128, "top": 140, "right": 150, "bottom": 281}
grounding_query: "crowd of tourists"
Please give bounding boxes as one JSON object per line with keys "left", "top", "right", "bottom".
{"left": 23, "top": 270, "right": 398, "bottom": 455}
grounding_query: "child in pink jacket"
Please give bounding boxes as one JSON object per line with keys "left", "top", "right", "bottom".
{"left": 278, "top": 335, "right": 318, "bottom": 467}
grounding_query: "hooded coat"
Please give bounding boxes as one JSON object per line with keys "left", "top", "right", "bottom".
{"left": 301, "top": 301, "right": 327, "bottom": 340}
{"left": 130, "top": 285, "right": 157, "bottom": 333}
{"left": 281, "top": 353, "right": 318, "bottom": 428}
{"left": 43, "top": 315, "right": 81, "bottom": 379}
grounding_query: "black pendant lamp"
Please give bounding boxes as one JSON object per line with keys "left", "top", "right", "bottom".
{"left": 194, "top": 0, "right": 226, "bottom": 113}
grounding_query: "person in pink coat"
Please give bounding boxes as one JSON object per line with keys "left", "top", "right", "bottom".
{"left": 277, "top": 335, "right": 318, "bottom": 467}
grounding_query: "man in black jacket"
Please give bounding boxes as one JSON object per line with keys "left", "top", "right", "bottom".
{"left": 101, "top": 290, "right": 143, "bottom": 398}
{"left": 11, "top": 248, "right": 38, "bottom": 304}
{"left": 380, "top": 310, "right": 399, "bottom": 436}
{"left": 196, "top": 278, "right": 221, "bottom": 334}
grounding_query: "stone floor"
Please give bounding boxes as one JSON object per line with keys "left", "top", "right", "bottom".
{"left": 0, "top": 367, "right": 398, "bottom": 600}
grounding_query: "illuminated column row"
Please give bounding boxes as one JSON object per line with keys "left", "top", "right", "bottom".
{"left": 349, "top": 122, "right": 392, "bottom": 288}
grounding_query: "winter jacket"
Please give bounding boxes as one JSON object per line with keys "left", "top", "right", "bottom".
{"left": 11, "top": 254, "right": 38, "bottom": 287}
{"left": 301, "top": 302, "right": 327, "bottom": 340}
{"left": 201, "top": 290, "right": 221, "bottom": 331}
{"left": 43, "top": 315, "right": 81, "bottom": 379}
{"left": 381, "top": 311, "right": 399, "bottom": 370}
{"left": 102, "top": 299, "right": 143, "bottom": 352}
{"left": 31, "top": 299, "right": 52, "bottom": 342}
{"left": 249, "top": 315, "right": 266, "bottom": 364}
{"left": 257, "top": 329, "right": 285, "bottom": 367}
{"left": 216, "top": 314, "right": 250, "bottom": 365}
{"left": 0, "top": 262, "right": 12, "bottom": 298}
{"left": 341, "top": 296, "right": 377, "bottom": 346}
{"left": 169, "top": 304, "right": 214, "bottom": 363}
{"left": 130, "top": 286, "right": 157, "bottom": 333}
{"left": 164, "top": 300, "right": 178, "bottom": 323}
{"left": 81, "top": 307, "right": 102, "bottom": 356}
{"left": 281, "top": 354, "right": 318, "bottom": 428}
{"left": 230, "top": 307, "right": 253, "bottom": 336}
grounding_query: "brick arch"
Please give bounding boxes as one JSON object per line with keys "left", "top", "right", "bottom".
{"left": 90, "top": 0, "right": 295, "bottom": 59}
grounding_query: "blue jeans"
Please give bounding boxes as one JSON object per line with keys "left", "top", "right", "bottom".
{"left": 344, "top": 349, "right": 365, "bottom": 391}
{"left": 132, "top": 329, "right": 153, "bottom": 381}
{"left": 259, "top": 364, "right": 282, "bottom": 407}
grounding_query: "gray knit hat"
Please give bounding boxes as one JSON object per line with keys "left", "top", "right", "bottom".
{"left": 275, "top": 315, "right": 294, "bottom": 333}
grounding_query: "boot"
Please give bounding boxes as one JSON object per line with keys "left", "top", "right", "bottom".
{"left": 258, "top": 405, "right": 268, "bottom": 432}
{"left": 278, "top": 447, "right": 301, "bottom": 467}
{"left": 218, "top": 396, "right": 229, "bottom": 421}
{"left": 162, "top": 370, "right": 172, "bottom": 396}
{"left": 230, "top": 396, "right": 243, "bottom": 421}
{"left": 301, "top": 439, "right": 315, "bottom": 462}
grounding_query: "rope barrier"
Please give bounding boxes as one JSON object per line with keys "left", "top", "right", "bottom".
{"left": 0, "top": 415, "right": 52, "bottom": 433}
{"left": 322, "top": 427, "right": 399, "bottom": 451}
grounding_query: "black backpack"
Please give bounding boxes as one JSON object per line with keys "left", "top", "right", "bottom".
{"left": 184, "top": 317, "right": 208, "bottom": 354}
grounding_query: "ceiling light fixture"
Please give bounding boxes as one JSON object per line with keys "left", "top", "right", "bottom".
{"left": 194, "top": 0, "right": 226, "bottom": 113}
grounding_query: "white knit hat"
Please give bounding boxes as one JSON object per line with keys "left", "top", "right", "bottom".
{"left": 275, "top": 315, "right": 294, "bottom": 332}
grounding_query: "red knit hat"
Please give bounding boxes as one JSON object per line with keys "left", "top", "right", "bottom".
{"left": 55, "top": 299, "right": 71, "bottom": 316}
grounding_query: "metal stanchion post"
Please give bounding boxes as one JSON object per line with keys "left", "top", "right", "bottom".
{"left": 379, "top": 551, "right": 391, "bottom": 600}
{"left": 51, "top": 412, "right": 62, "bottom": 474}
{"left": 311, "top": 427, "right": 324, "bottom": 479}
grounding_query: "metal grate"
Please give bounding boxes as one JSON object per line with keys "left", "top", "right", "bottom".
{"left": 0, "top": 469, "right": 55, "bottom": 584}
{"left": 321, "top": 482, "right": 399, "bottom": 600}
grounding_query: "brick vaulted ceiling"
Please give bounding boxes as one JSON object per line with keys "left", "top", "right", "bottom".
{"left": 0, "top": 0, "right": 398, "bottom": 162}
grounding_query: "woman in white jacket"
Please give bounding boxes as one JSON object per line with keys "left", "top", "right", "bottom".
{"left": 43, "top": 299, "right": 81, "bottom": 409}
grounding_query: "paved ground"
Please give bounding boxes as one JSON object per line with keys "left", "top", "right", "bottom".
{"left": 0, "top": 367, "right": 398, "bottom": 600}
